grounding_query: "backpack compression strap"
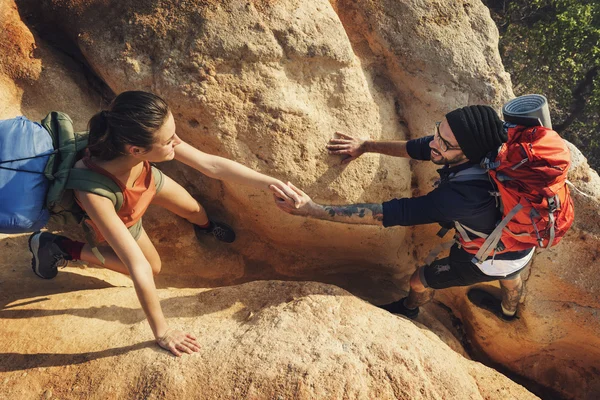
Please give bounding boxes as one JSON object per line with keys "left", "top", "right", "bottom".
{"left": 64, "top": 168, "right": 124, "bottom": 264}
{"left": 470, "top": 203, "right": 523, "bottom": 264}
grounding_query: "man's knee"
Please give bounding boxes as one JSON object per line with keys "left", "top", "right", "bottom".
{"left": 500, "top": 272, "right": 522, "bottom": 287}
{"left": 409, "top": 267, "right": 427, "bottom": 291}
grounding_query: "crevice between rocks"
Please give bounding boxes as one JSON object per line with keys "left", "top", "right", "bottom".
{"left": 435, "top": 300, "right": 567, "bottom": 400}
{"left": 17, "top": 6, "right": 115, "bottom": 105}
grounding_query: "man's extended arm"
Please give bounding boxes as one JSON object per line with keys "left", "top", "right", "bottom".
{"left": 271, "top": 183, "right": 383, "bottom": 226}
{"left": 362, "top": 140, "right": 409, "bottom": 158}
{"left": 326, "top": 132, "right": 409, "bottom": 164}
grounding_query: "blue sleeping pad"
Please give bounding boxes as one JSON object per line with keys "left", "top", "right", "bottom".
{"left": 0, "top": 116, "right": 54, "bottom": 232}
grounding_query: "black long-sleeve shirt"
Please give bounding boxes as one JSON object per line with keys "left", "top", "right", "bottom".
{"left": 381, "top": 136, "right": 531, "bottom": 260}
{"left": 382, "top": 136, "right": 499, "bottom": 233}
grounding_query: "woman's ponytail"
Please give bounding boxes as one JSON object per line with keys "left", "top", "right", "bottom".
{"left": 86, "top": 91, "right": 170, "bottom": 161}
{"left": 88, "top": 111, "right": 122, "bottom": 160}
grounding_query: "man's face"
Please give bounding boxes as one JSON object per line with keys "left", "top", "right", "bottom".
{"left": 429, "top": 119, "right": 468, "bottom": 166}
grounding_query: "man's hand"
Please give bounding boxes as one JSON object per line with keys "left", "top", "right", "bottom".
{"left": 271, "top": 182, "right": 314, "bottom": 216}
{"left": 326, "top": 132, "right": 367, "bottom": 164}
{"left": 269, "top": 180, "right": 302, "bottom": 208}
{"left": 156, "top": 328, "right": 201, "bottom": 357}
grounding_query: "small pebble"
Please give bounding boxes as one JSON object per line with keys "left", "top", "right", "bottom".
{"left": 43, "top": 389, "right": 52, "bottom": 399}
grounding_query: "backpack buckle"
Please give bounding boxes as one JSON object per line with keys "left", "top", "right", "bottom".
{"left": 495, "top": 241, "right": 505, "bottom": 252}
{"left": 547, "top": 196, "right": 558, "bottom": 213}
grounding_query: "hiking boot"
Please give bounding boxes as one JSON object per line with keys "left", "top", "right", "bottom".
{"left": 194, "top": 221, "right": 236, "bottom": 243}
{"left": 378, "top": 297, "right": 419, "bottom": 319}
{"left": 28, "top": 231, "right": 72, "bottom": 279}
{"left": 467, "top": 288, "right": 517, "bottom": 321}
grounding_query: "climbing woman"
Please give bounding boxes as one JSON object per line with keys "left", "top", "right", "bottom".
{"left": 28, "top": 91, "right": 299, "bottom": 356}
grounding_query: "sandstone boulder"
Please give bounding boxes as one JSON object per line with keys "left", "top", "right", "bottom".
{"left": 1, "top": 0, "right": 599, "bottom": 398}
{"left": 0, "top": 233, "right": 536, "bottom": 399}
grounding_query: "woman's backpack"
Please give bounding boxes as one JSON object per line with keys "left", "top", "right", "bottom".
{"left": 0, "top": 112, "right": 123, "bottom": 233}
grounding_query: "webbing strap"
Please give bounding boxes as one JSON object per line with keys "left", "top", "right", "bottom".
{"left": 81, "top": 220, "right": 105, "bottom": 264}
{"left": 447, "top": 165, "right": 490, "bottom": 183}
{"left": 455, "top": 222, "right": 489, "bottom": 240}
{"left": 454, "top": 221, "right": 471, "bottom": 242}
{"left": 566, "top": 180, "right": 595, "bottom": 199}
{"left": 547, "top": 211, "right": 556, "bottom": 248}
{"left": 473, "top": 203, "right": 523, "bottom": 264}
{"left": 424, "top": 241, "right": 455, "bottom": 266}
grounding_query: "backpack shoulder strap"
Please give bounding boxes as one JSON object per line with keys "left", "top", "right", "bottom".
{"left": 65, "top": 168, "right": 124, "bottom": 211}
{"left": 42, "top": 111, "right": 89, "bottom": 209}
{"left": 448, "top": 165, "right": 490, "bottom": 183}
{"left": 64, "top": 168, "right": 123, "bottom": 266}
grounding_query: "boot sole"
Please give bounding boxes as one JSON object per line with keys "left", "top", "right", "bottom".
{"left": 28, "top": 232, "right": 53, "bottom": 279}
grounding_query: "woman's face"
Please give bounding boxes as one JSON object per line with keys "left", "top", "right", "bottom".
{"left": 138, "top": 112, "right": 182, "bottom": 162}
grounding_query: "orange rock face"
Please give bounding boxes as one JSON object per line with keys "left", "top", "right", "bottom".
{"left": 1, "top": 0, "right": 598, "bottom": 399}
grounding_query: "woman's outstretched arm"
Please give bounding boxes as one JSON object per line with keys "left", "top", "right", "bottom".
{"left": 174, "top": 141, "right": 300, "bottom": 207}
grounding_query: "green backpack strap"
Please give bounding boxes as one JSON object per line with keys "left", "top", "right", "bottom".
{"left": 42, "top": 111, "right": 89, "bottom": 210}
{"left": 65, "top": 168, "right": 124, "bottom": 264}
{"left": 65, "top": 169, "right": 124, "bottom": 210}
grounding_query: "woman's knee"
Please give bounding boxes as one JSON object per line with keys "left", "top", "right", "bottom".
{"left": 179, "top": 200, "right": 202, "bottom": 219}
{"left": 150, "top": 259, "right": 162, "bottom": 276}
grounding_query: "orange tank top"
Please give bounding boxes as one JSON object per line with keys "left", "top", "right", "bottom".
{"left": 76, "top": 154, "right": 157, "bottom": 243}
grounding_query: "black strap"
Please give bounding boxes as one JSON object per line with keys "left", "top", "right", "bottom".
{"left": 0, "top": 149, "right": 58, "bottom": 174}
{"left": 436, "top": 227, "right": 450, "bottom": 238}
{"left": 0, "top": 150, "right": 58, "bottom": 165}
{"left": 0, "top": 165, "right": 45, "bottom": 174}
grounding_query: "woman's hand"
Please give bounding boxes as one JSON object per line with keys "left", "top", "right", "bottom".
{"left": 272, "top": 182, "right": 314, "bottom": 216}
{"left": 269, "top": 180, "right": 302, "bottom": 208}
{"left": 156, "top": 328, "right": 201, "bottom": 357}
{"left": 326, "top": 132, "right": 367, "bottom": 164}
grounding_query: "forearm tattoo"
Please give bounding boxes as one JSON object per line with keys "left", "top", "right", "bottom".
{"left": 317, "top": 203, "right": 384, "bottom": 225}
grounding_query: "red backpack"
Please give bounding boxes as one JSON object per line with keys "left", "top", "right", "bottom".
{"left": 452, "top": 124, "right": 574, "bottom": 264}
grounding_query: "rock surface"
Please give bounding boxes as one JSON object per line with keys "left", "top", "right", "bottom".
{"left": 12, "top": 0, "right": 514, "bottom": 289}
{"left": 0, "top": 235, "right": 536, "bottom": 399}
{"left": 0, "top": 0, "right": 598, "bottom": 399}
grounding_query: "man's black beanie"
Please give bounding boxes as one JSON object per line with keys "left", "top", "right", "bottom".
{"left": 445, "top": 105, "right": 506, "bottom": 162}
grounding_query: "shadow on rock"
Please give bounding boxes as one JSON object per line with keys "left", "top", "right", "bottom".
{"left": 0, "top": 341, "right": 154, "bottom": 372}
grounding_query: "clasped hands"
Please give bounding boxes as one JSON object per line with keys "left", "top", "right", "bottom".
{"left": 270, "top": 131, "right": 365, "bottom": 214}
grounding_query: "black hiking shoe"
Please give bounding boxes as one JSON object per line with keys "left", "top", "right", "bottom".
{"left": 28, "top": 231, "right": 72, "bottom": 279}
{"left": 194, "top": 221, "right": 236, "bottom": 243}
{"left": 378, "top": 297, "right": 419, "bottom": 319}
{"left": 467, "top": 288, "right": 517, "bottom": 321}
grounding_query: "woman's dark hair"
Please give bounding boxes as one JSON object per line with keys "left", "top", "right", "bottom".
{"left": 87, "top": 91, "right": 170, "bottom": 160}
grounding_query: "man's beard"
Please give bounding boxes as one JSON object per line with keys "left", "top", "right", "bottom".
{"left": 430, "top": 149, "right": 467, "bottom": 166}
